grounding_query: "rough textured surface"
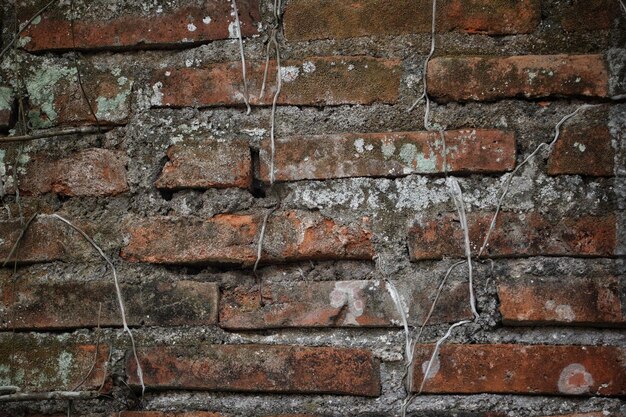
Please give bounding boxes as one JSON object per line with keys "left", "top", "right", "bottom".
{"left": 259, "top": 129, "right": 516, "bottom": 182}
{"left": 412, "top": 344, "right": 626, "bottom": 396}
{"left": 428, "top": 55, "right": 609, "bottom": 102}
{"left": 0, "top": 0, "right": 624, "bottom": 416}
{"left": 19, "top": 0, "right": 260, "bottom": 51}
{"left": 497, "top": 276, "right": 625, "bottom": 326}
{"left": 284, "top": 0, "right": 541, "bottom": 40}
{"left": 127, "top": 344, "right": 381, "bottom": 396}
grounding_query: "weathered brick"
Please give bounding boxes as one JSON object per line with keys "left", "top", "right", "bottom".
{"left": 26, "top": 61, "right": 133, "bottom": 128}
{"left": 121, "top": 211, "right": 374, "bottom": 266}
{"left": 547, "top": 124, "right": 613, "bottom": 177}
{"left": 0, "top": 273, "right": 219, "bottom": 330}
{"left": 284, "top": 0, "right": 540, "bottom": 40}
{"left": 0, "top": 215, "right": 107, "bottom": 264}
{"left": 558, "top": 0, "right": 619, "bottom": 31}
{"left": 220, "top": 279, "right": 471, "bottom": 329}
{"left": 20, "top": 0, "right": 260, "bottom": 52}
{"left": 259, "top": 129, "right": 515, "bottom": 182}
{"left": 155, "top": 139, "right": 252, "bottom": 190}
{"left": 127, "top": 344, "right": 380, "bottom": 396}
{"left": 0, "top": 337, "right": 109, "bottom": 392}
{"left": 119, "top": 413, "right": 224, "bottom": 417}
{"left": 151, "top": 57, "right": 401, "bottom": 108}
{"left": 19, "top": 148, "right": 129, "bottom": 197}
{"left": 408, "top": 212, "right": 616, "bottom": 260}
{"left": 497, "top": 276, "right": 625, "bottom": 326}
{"left": 427, "top": 55, "right": 608, "bottom": 102}
{"left": 0, "top": 86, "right": 14, "bottom": 129}
{"left": 412, "top": 344, "right": 626, "bottom": 395}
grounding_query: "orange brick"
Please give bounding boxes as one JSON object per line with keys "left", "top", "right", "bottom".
{"left": 127, "top": 344, "right": 380, "bottom": 396}
{"left": 152, "top": 57, "right": 401, "bottom": 108}
{"left": 121, "top": 211, "right": 374, "bottom": 266}
{"left": 412, "top": 344, "right": 626, "bottom": 395}
{"left": 259, "top": 129, "right": 515, "bottom": 182}
{"left": 428, "top": 55, "right": 608, "bottom": 102}
{"left": 220, "top": 279, "right": 471, "bottom": 329}
{"left": 155, "top": 139, "right": 252, "bottom": 190}
{"left": 408, "top": 212, "right": 616, "bottom": 260}
{"left": 497, "top": 276, "right": 625, "bottom": 326}
{"left": 19, "top": 148, "right": 129, "bottom": 197}
{"left": 20, "top": 0, "right": 259, "bottom": 52}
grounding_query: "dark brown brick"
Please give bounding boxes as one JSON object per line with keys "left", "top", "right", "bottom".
{"left": 19, "top": 148, "right": 129, "bottom": 197}
{"left": 284, "top": 0, "right": 540, "bottom": 40}
{"left": 0, "top": 273, "right": 219, "bottom": 330}
{"left": 427, "top": 55, "right": 608, "bottom": 102}
{"left": 259, "top": 129, "right": 515, "bottom": 182}
{"left": 408, "top": 212, "right": 616, "bottom": 260}
{"left": 558, "top": 0, "right": 619, "bottom": 31}
{"left": 497, "top": 276, "right": 625, "bottom": 326}
{"left": 155, "top": 139, "right": 252, "bottom": 190}
{"left": 20, "top": 0, "right": 260, "bottom": 52}
{"left": 121, "top": 211, "right": 374, "bottom": 266}
{"left": 412, "top": 344, "right": 626, "bottom": 395}
{"left": 220, "top": 279, "right": 471, "bottom": 329}
{"left": 127, "top": 344, "right": 380, "bottom": 396}
{"left": 0, "top": 337, "right": 108, "bottom": 392}
{"left": 152, "top": 57, "right": 401, "bottom": 108}
{"left": 547, "top": 124, "right": 614, "bottom": 177}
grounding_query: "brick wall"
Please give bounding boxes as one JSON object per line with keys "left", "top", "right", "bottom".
{"left": 0, "top": 0, "right": 624, "bottom": 416}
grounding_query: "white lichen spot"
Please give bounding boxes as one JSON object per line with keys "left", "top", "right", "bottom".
{"left": 545, "top": 300, "right": 576, "bottom": 321}
{"left": 117, "top": 76, "right": 128, "bottom": 86}
{"left": 185, "top": 58, "right": 194, "bottom": 68}
{"left": 32, "top": 15, "right": 42, "bottom": 25}
{"left": 528, "top": 71, "right": 538, "bottom": 82}
{"left": 203, "top": 16, "right": 212, "bottom": 24}
{"left": 558, "top": 363, "right": 594, "bottom": 394}
{"left": 365, "top": 143, "right": 374, "bottom": 151}
{"left": 347, "top": 64, "right": 355, "bottom": 71}
{"left": 573, "top": 142, "right": 586, "bottom": 152}
{"left": 280, "top": 66, "right": 300, "bottom": 82}
{"left": 187, "top": 23, "right": 197, "bottom": 32}
{"left": 57, "top": 351, "right": 73, "bottom": 386}
{"left": 381, "top": 140, "right": 396, "bottom": 159}
{"left": 151, "top": 81, "right": 164, "bottom": 106}
{"left": 165, "top": 71, "right": 171, "bottom": 76}
{"left": 329, "top": 281, "right": 370, "bottom": 325}
{"left": 421, "top": 355, "right": 440, "bottom": 380}
{"left": 228, "top": 21, "right": 240, "bottom": 38}
{"left": 354, "top": 138, "right": 365, "bottom": 153}
{"left": 302, "top": 61, "right": 316, "bottom": 73}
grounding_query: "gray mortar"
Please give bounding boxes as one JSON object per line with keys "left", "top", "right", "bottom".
{"left": 0, "top": 0, "right": 625, "bottom": 416}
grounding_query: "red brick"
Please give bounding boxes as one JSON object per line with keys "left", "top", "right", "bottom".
{"left": 20, "top": 0, "right": 259, "bottom": 52}
{"left": 547, "top": 124, "right": 614, "bottom": 177}
{"left": 155, "top": 139, "right": 252, "bottom": 190}
{"left": 127, "top": 344, "right": 380, "bottom": 396}
{"left": 497, "top": 276, "right": 625, "bottom": 326}
{"left": 152, "top": 57, "right": 401, "bottom": 108}
{"left": 284, "top": 0, "right": 540, "bottom": 40}
{"left": 119, "top": 413, "right": 224, "bottom": 417}
{"left": 0, "top": 338, "right": 109, "bottom": 392}
{"left": 259, "top": 129, "right": 515, "bottom": 182}
{"left": 412, "top": 344, "right": 626, "bottom": 395}
{"left": 408, "top": 212, "right": 616, "bottom": 260}
{"left": 538, "top": 413, "right": 610, "bottom": 417}
{"left": 26, "top": 62, "right": 133, "bottom": 128}
{"left": 19, "top": 148, "right": 129, "bottom": 197}
{"left": 427, "top": 55, "right": 608, "bottom": 102}
{"left": 0, "top": 272, "right": 219, "bottom": 330}
{"left": 220, "top": 279, "right": 471, "bottom": 329}
{"left": 121, "top": 211, "right": 374, "bottom": 266}
{"left": 0, "top": 86, "right": 13, "bottom": 129}
{"left": 558, "top": 0, "right": 619, "bottom": 31}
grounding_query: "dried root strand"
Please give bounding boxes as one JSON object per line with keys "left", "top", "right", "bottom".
{"left": 231, "top": 0, "right": 251, "bottom": 114}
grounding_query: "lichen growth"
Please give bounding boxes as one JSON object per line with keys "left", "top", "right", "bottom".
{"left": 26, "top": 64, "right": 78, "bottom": 129}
